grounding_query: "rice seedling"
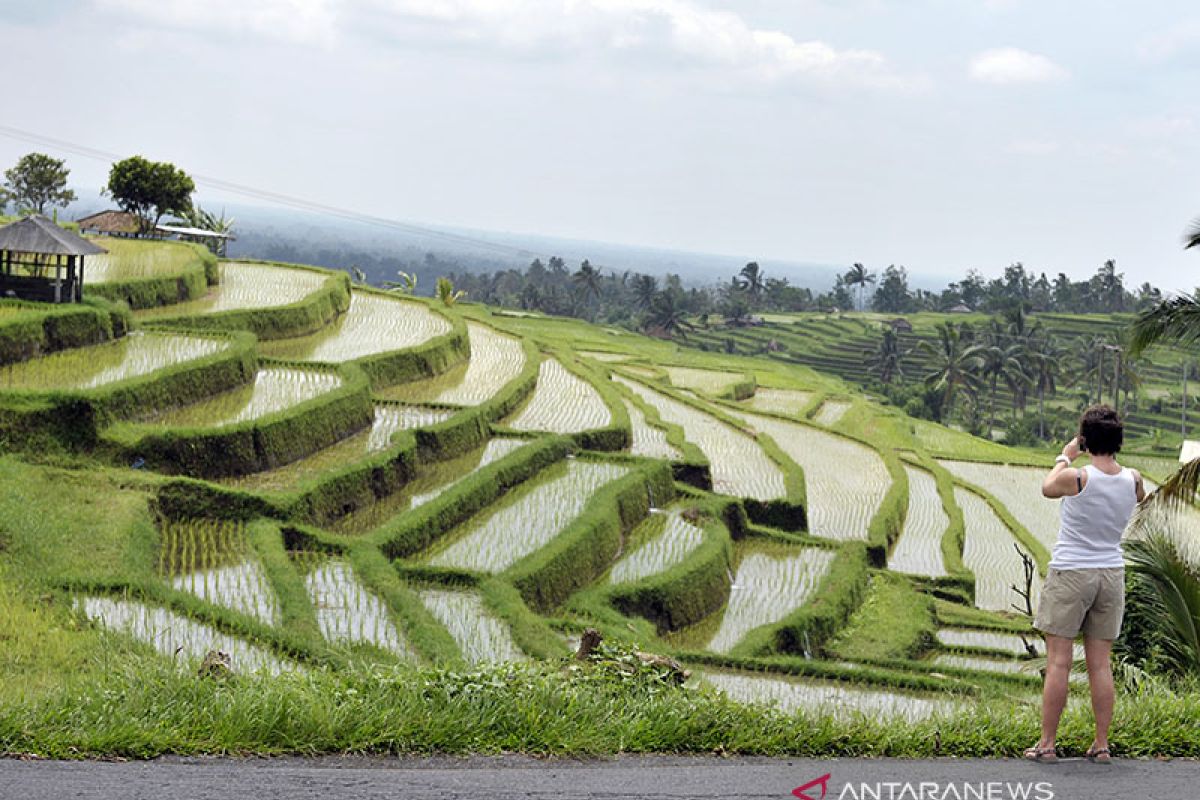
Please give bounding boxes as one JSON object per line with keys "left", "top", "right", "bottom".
{"left": 888, "top": 467, "right": 949, "bottom": 577}
{"left": 940, "top": 460, "right": 1060, "bottom": 552}
{"left": 703, "top": 545, "right": 836, "bottom": 654}
{"left": 728, "top": 409, "right": 889, "bottom": 539}
{"left": 379, "top": 323, "right": 526, "bottom": 406}
{"left": 579, "top": 351, "right": 631, "bottom": 363}
{"left": 624, "top": 401, "right": 680, "bottom": 460}
{"left": 931, "top": 654, "right": 1036, "bottom": 677}
{"left": 298, "top": 556, "right": 416, "bottom": 660}
{"left": 331, "top": 438, "right": 528, "bottom": 533}
{"left": 133, "top": 262, "right": 327, "bottom": 319}
{"left": 812, "top": 399, "right": 852, "bottom": 426}
{"left": 425, "top": 460, "right": 632, "bottom": 573}
{"left": 85, "top": 239, "right": 202, "bottom": 282}
{"left": 159, "top": 519, "right": 278, "bottom": 625}
{"left": 608, "top": 509, "right": 705, "bottom": 584}
{"left": 506, "top": 359, "right": 612, "bottom": 433}
{"left": 935, "top": 628, "right": 1035, "bottom": 655}
{"left": 664, "top": 366, "right": 745, "bottom": 395}
{"left": 0, "top": 331, "right": 227, "bottom": 391}
{"left": 955, "top": 488, "right": 1043, "bottom": 612}
{"left": 259, "top": 291, "right": 451, "bottom": 362}
{"left": 417, "top": 588, "right": 526, "bottom": 664}
{"left": 698, "top": 670, "right": 953, "bottom": 722}
{"left": 223, "top": 404, "right": 450, "bottom": 494}
{"left": 618, "top": 378, "right": 786, "bottom": 502}
{"left": 76, "top": 595, "right": 290, "bottom": 674}
{"left": 741, "top": 388, "right": 813, "bottom": 417}
{"left": 144, "top": 368, "right": 341, "bottom": 428}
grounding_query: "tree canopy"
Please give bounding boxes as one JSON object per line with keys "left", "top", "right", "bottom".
{"left": 105, "top": 156, "right": 195, "bottom": 232}
{"left": 3, "top": 152, "right": 76, "bottom": 215}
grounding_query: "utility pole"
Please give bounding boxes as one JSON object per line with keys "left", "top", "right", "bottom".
{"left": 1184, "top": 361, "right": 1190, "bottom": 438}
{"left": 1112, "top": 346, "right": 1122, "bottom": 416}
{"left": 1096, "top": 343, "right": 1105, "bottom": 406}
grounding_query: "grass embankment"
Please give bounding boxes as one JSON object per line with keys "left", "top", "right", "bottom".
{"left": 3, "top": 650, "right": 1200, "bottom": 758}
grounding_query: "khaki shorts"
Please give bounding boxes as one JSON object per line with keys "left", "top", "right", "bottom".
{"left": 1034, "top": 567, "right": 1125, "bottom": 640}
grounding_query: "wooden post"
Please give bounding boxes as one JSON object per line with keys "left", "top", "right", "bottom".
{"left": 53, "top": 255, "right": 62, "bottom": 303}
{"left": 75, "top": 255, "right": 83, "bottom": 301}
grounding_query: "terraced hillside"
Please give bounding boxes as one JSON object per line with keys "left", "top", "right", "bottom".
{"left": 684, "top": 310, "right": 1200, "bottom": 449}
{"left": 1, "top": 239, "right": 1191, "bottom": 730}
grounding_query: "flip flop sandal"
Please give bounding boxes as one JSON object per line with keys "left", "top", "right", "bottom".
{"left": 1086, "top": 747, "right": 1112, "bottom": 764}
{"left": 1023, "top": 746, "right": 1058, "bottom": 763}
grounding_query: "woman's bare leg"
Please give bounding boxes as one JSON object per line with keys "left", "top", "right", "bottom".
{"left": 1039, "top": 634, "right": 1075, "bottom": 749}
{"left": 1084, "top": 636, "right": 1115, "bottom": 752}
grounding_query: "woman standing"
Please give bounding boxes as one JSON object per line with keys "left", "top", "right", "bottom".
{"left": 1025, "top": 405, "right": 1145, "bottom": 764}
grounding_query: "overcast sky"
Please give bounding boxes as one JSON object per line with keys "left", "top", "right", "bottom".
{"left": 2, "top": 0, "right": 1198, "bottom": 288}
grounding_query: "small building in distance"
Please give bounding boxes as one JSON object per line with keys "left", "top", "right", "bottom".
{"left": 154, "top": 223, "right": 234, "bottom": 258}
{"left": 0, "top": 214, "right": 107, "bottom": 303}
{"left": 888, "top": 317, "right": 914, "bottom": 333}
{"left": 947, "top": 303, "right": 973, "bottom": 314}
{"left": 76, "top": 210, "right": 142, "bottom": 238}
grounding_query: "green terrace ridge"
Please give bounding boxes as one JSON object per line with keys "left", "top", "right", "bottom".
{"left": 1, "top": 245, "right": 1198, "bottom": 760}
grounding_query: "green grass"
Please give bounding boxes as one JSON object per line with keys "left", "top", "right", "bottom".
{"left": 5, "top": 257, "right": 1200, "bottom": 759}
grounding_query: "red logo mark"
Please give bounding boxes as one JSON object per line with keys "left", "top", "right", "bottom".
{"left": 793, "top": 773, "right": 831, "bottom": 800}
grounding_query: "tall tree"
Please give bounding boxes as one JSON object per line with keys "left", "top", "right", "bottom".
{"left": 644, "top": 290, "right": 693, "bottom": 339}
{"left": 918, "top": 322, "right": 983, "bottom": 421}
{"left": 844, "top": 262, "right": 876, "bottom": 311}
{"left": 632, "top": 274, "right": 658, "bottom": 310}
{"left": 3, "top": 152, "right": 76, "bottom": 214}
{"left": 1028, "top": 331, "right": 1064, "bottom": 440}
{"left": 866, "top": 328, "right": 904, "bottom": 384}
{"left": 871, "top": 265, "right": 913, "bottom": 313}
{"left": 106, "top": 156, "right": 195, "bottom": 232}
{"left": 737, "top": 261, "right": 766, "bottom": 304}
{"left": 573, "top": 260, "right": 602, "bottom": 305}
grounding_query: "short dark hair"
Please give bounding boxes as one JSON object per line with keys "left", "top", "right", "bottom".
{"left": 1079, "top": 405, "right": 1123, "bottom": 455}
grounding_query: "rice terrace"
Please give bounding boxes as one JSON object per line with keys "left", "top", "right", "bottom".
{"left": 2, "top": 215, "right": 1199, "bottom": 770}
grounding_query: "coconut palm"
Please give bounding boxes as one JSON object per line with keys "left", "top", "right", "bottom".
{"left": 573, "top": 260, "right": 602, "bottom": 303}
{"left": 866, "top": 328, "right": 903, "bottom": 384}
{"left": 644, "top": 291, "right": 694, "bottom": 339}
{"left": 1186, "top": 217, "right": 1200, "bottom": 250}
{"left": 1027, "top": 332, "right": 1064, "bottom": 439}
{"left": 1125, "top": 532, "right": 1200, "bottom": 675}
{"left": 918, "top": 322, "right": 983, "bottom": 421}
{"left": 737, "top": 262, "right": 766, "bottom": 305}
{"left": 975, "top": 333, "right": 1027, "bottom": 433}
{"left": 1128, "top": 217, "right": 1200, "bottom": 520}
{"left": 385, "top": 270, "right": 418, "bottom": 295}
{"left": 632, "top": 274, "right": 658, "bottom": 310}
{"left": 845, "top": 263, "right": 876, "bottom": 311}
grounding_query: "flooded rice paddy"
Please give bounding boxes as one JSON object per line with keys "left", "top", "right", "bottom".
{"left": 888, "top": 467, "right": 949, "bottom": 577}
{"left": 159, "top": 519, "right": 278, "bottom": 625}
{"left": 379, "top": 322, "right": 525, "bottom": 406}
{"left": 418, "top": 588, "right": 526, "bottom": 664}
{"left": 609, "top": 509, "right": 705, "bottom": 584}
{"left": 133, "top": 262, "right": 327, "bottom": 319}
{"left": 506, "top": 359, "right": 612, "bottom": 433}
{"left": 955, "top": 488, "right": 1043, "bottom": 612}
{"left": 144, "top": 368, "right": 341, "bottom": 428}
{"left": 0, "top": 331, "right": 227, "bottom": 391}
{"left": 624, "top": 400, "right": 681, "bottom": 460}
{"left": 298, "top": 556, "right": 416, "bottom": 660}
{"left": 740, "top": 388, "right": 813, "bottom": 417}
{"left": 700, "top": 670, "right": 952, "bottom": 721}
{"left": 424, "top": 459, "right": 631, "bottom": 573}
{"left": 259, "top": 291, "right": 451, "bottom": 362}
{"left": 940, "top": 460, "right": 1060, "bottom": 552}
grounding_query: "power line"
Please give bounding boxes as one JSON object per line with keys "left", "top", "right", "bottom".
{"left": 0, "top": 124, "right": 546, "bottom": 261}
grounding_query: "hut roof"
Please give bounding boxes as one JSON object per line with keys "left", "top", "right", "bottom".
{"left": 0, "top": 215, "right": 107, "bottom": 256}
{"left": 76, "top": 210, "right": 141, "bottom": 235}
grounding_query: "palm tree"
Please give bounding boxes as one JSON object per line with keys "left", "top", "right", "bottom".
{"left": 738, "top": 262, "right": 766, "bottom": 305}
{"left": 844, "top": 263, "right": 876, "bottom": 311}
{"left": 632, "top": 274, "right": 658, "bottom": 310}
{"left": 974, "top": 333, "right": 1027, "bottom": 433}
{"left": 1125, "top": 532, "right": 1200, "bottom": 675}
{"left": 573, "top": 260, "right": 602, "bottom": 304}
{"left": 644, "top": 291, "right": 694, "bottom": 339}
{"left": 1186, "top": 217, "right": 1200, "bottom": 250}
{"left": 918, "top": 322, "right": 983, "bottom": 421}
{"left": 1123, "top": 220, "right": 1200, "bottom": 536}
{"left": 1027, "top": 332, "right": 1064, "bottom": 440}
{"left": 866, "top": 329, "right": 903, "bottom": 384}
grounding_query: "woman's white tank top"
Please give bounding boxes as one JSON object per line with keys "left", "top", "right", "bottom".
{"left": 1050, "top": 464, "right": 1137, "bottom": 570}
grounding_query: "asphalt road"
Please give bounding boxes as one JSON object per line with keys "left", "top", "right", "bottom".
{"left": 2, "top": 754, "right": 1197, "bottom": 800}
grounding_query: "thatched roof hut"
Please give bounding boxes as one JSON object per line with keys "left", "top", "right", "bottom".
{"left": 0, "top": 215, "right": 107, "bottom": 303}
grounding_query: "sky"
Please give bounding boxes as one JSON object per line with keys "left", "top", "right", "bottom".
{"left": 1, "top": 0, "right": 1198, "bottom": 289}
